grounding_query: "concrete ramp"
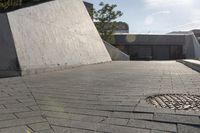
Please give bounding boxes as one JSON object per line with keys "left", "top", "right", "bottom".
{"left": 104, "top": 41, "right": 130, "bottom": 61}
{"left": 0, "top": 0, "right": 111, "bottom": 76}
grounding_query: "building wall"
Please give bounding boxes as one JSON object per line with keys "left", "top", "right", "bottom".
{"left": 184, "top": 34, "right": 195, "bottom": 58}
{"left": 113, "top": 34, "right": 186, "bottom": 60}
{"left": 168, "top": 31, "right": 200, "bottom": 59}
{"left": 190, "top": 34, "right": 200, "bottom": 58}
{"left": 0, "top": 14, "right": 20, "bottom": 77}
{"left": 7, "top": 0, "right": 111, "bottom": 74}
{"left": 114, "top": 34, "right": 185, "bottom": 45}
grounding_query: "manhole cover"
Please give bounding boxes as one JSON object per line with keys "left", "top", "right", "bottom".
{"left": 146, "top": 94, "right": 200, "bottom": 111}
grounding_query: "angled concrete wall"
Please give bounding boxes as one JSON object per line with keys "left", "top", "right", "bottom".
{"left": 170, "top": 32, "right": 200, "bottom": 59}
{"left": 190, "top": 34, "right": 200, "bottom": 58}
{"left": 184, "top": 34, "right": 195, "bottom": 58}
{"left": 4, "top": 0, "right": 111, "bottom": 75}
{"left": 0, "top": 14, "right": 20, "bottom": 77}
{"left": 104, "top": 41, "right": 130, "bottom": 61}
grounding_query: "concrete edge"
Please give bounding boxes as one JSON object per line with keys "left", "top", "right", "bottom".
{"left": 0, "top": 70, "right": 21, "bottom": 78}
{"left": 21, "top": 61, "right": 112, "bottom": 76}
{"left": 177, "top": 60, "right": 200, "bottom": 73}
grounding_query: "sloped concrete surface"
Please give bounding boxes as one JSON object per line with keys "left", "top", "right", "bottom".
{"left": 178, "top": 59, "right": 200, "bottom": 73}
{"left": 0, "top": 61, "right": 199, "bottom": 132}
{"left": 104, "top": 41, "right": 130, "bottom": 61}
{"left": 6, "top": 0, "right": 111, "bottom": 74}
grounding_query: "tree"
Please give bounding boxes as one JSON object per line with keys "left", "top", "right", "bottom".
{"left": 0, "top": 0, "right": 22, "bottom": 9}
{"left": 93, "top": 2, "right": 123, "bottom": 43}
{"left": 0, "top": 0, "right": 51, "bottom": 12}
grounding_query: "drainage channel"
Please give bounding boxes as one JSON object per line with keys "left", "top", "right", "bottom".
{"left": 146, "top": 94, "right": 200, "bottom": 111}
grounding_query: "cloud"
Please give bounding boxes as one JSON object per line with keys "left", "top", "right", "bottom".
{"left": 152, "top": 11, "right": 171, "bottom": 15}
{"left": 169, "top": 20, "right": 200, "bottom": 29}
{"left": 145, "top": 16, "right": 154, "bottom": 25}
{"left": 190, "top": 9, "right": 200, "bottom": 21}
{"left": 168, "top": 20, "right": 200, "bottom": 31}
{"left": 144, "top": 0, "right": 193, "bottom": 9}
{"left": 144, "top": 11, "right": 171, "bottom": 26}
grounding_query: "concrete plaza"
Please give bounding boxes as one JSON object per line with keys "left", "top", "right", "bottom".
{"left": 0, "top": 61, "right": 199, "bottom": 133}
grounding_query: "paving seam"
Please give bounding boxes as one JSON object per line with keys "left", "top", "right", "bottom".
{"left": 20, "top": 77, "right": 56, "bottom": 133}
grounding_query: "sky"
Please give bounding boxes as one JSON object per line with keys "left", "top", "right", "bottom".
{"left": 85, "top": 0, "right": 200, "bottom": 34}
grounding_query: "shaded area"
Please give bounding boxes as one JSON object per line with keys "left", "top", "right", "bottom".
{"left": 0, "top": 14, "right": 20, "bottom": 78}
{"left": 0, "top": 0, "right": 53, "bottom": 13}
{"left": 113, "top": 34, "right": 186, "bottom": 60}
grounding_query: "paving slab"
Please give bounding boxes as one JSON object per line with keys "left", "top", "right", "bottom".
{"left": 154, "top": 113, "right": 200, "bottom": 125}
{"left": 128, "top": 119, "right": 177, "bottom": 132}
{"left": 177, "top": 124, "right": 200, "bottom": 133}
{"left": 0, "top": 61, "right": 199, "bottom": 132}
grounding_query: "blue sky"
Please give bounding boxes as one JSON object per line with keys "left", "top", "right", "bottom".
{"left": 85, "top": 0, "right": 200, "bottom": 34}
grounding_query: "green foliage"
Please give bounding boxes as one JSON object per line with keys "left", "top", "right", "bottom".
{"left": 0, "top": 0, "right": 51, "bottom": 12}
{"left": 0, "top": 0, "right": 22, "bottom": 9}
{"left": 93, "top": 2, "right": 123, "bottom": 43}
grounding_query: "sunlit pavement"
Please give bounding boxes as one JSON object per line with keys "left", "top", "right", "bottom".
{"left": 0, "top": 61, "right": 200, "bottom": 133}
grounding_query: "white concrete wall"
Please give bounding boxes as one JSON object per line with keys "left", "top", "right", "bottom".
{"left": 7, "top": 0, "right": 111, "bottom": 74}
{"left": 104, "top": 41, "right": 130, "bottom": 61}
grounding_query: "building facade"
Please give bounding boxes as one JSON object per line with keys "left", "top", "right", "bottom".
{"left": 113, "top": 32, "right": 200, "bottom": 60}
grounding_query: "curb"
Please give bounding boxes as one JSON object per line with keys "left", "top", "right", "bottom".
{"left": 177, "top": 60, "right": 200, "bottom": 73}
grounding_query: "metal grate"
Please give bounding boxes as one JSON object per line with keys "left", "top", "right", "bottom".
{"left": 146, "top": 94, "right": 200, "bottom": 111}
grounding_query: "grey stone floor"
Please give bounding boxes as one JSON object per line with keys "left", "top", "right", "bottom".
{"left": 0, "top": 61, "right": 200, "bottom": 133}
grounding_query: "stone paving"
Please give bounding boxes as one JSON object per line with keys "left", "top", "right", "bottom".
{"left": 0, "top": 61, "right": 200, "bottom": 133}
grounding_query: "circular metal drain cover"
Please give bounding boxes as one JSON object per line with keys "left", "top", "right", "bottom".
{"left": 146, "top": 94, "right": 200, "bottom": 111}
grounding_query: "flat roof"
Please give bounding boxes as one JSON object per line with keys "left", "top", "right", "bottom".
{"left": 113, "top": 33, "right": 192, "bottom": 36}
